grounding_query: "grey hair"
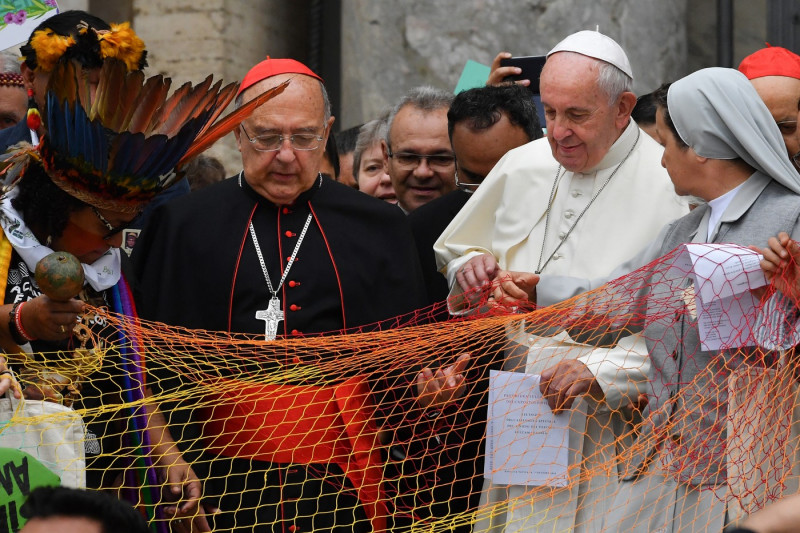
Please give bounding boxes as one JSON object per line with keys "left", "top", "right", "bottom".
{"left": 0, "top": 50, "right": 21, "bottom": 74}
{"left": 385, "top": 86, "right": 454, "bottom": 148}
{"left": 235, "top": 78, "right": 331, "bottom": 123}
{"left": 596, "top": 60, "right": 633, "bottom": 106}
{"left": 352, "top": 115, "right": 388, "bottom": 184}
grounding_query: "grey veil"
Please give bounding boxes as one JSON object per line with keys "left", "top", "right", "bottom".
{"left": 668, "top": 67, "right": 800, "bottom": 194}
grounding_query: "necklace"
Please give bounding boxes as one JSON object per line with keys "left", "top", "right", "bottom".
{"left": 237, "top": 171, "right": 317, "bottom": 340}
{"left": 535, "top": 127, "right": 641, "bottom": 274}
{"left": 249, "top": 215, "right": 312, "bottom": 340}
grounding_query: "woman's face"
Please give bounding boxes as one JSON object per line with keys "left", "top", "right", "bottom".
{"left": 51, "top": 206, "right": 136, "bottom": 264}
{"left": 357, "top": 142, "right": 396, "bottom": 203}
{"left": 655, "top": 107, "right": 703, "bottom": 199}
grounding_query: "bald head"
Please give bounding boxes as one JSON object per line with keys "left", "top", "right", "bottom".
{"left": 237, "top": 74, "right": 332, "bottom": 122}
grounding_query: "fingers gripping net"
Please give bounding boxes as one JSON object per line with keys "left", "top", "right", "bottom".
{"left": 6, "top": 243, "right": 800, "bottom": 532}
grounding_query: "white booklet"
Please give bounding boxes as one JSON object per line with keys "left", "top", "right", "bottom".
{"left": 485, "top": 370, "right": 570, "bottom": 487}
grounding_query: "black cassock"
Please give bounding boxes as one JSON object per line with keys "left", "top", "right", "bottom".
{"left": 132, "top": 174, "right": 427, "bottom": 532}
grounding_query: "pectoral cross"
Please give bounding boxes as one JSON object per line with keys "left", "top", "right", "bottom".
{"left": 255, "top": 297, "right": 283, "bottom": 341}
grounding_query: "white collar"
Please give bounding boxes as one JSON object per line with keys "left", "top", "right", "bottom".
{"left": 0, "top": 188, "right": 121, "bottom": 291}
{"left": 706, "top": 181, "right": 746, "bottom": 241}
{"left": 583, "top": 119, "right": 640, "bottom": 173}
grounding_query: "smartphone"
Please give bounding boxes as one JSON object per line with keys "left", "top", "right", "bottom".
{"left": 499, "top": 55, "right": 547, "bottom": 129}
{"left": 499, "top": 55, "right": 546, "bottom": 94}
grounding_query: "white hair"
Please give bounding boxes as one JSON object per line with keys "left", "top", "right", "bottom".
{"left": 596, "top": 60, "right": 633, "bottom": 105}
{"left": 0, "top": 49, "right": 21, "bottom": 74}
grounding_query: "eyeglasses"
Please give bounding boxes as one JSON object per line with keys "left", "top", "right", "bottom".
{"left": 777, "top": 120, "right": 798, "bottom": 135}
{"left": 92, "top": 207, "right": 136, "bottom": 240}
{"left": 454, "top": 166, "right": 481, "bottom": 194}
{"left": 793, "top": 151, "right": 800, "bottom": 171}
{"left": 239, "top": 124, "right": 325, "bottom": 152}
{"left": 387, "top": 149, "right": 455, "bottom": 170}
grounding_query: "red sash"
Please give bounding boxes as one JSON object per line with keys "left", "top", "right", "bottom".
{"left": 203, "top": 376, "right": 388, "bottom": 531}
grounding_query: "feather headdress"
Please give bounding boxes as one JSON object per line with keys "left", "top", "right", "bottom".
{"left": 7, "top": 58, "right": 288, "bottom": 213}
{"left": 23, "top": 21, "right": 147, "bottom": 73}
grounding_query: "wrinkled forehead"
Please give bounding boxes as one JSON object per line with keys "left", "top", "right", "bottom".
{"left": 240, "top": 73, "right": 325, "bottom": 116}
{"left": 541, "top": 52, "right": 601, "bottom": 86}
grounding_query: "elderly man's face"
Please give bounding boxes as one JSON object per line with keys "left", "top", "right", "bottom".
{"left": 750, "top": 75, "right": 800, "bottom": 167}
{"left": 235, "top": 73, "right": 333, "bottom": 205}
{"left": 540, "top": 53, "right": 633, "bottom": 173}
{"left": 383, "top": 105, "right": 455, "bottom": 212}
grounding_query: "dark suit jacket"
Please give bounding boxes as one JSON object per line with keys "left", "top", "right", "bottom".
{"left": 408, "top": 189, "right": 471, "bottom": 313}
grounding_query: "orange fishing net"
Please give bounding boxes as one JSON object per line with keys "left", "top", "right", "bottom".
{"left": 5, "top": 242, "right": 800, "bottom": 532}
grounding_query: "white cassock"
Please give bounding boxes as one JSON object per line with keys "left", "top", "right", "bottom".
{"left": 434, "top": 120, "right": 689, "bottom": 533}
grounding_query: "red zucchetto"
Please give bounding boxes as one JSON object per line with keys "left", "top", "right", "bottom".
{"left": 738, "top": 45, "right": 800, "bottom": 80}
{"left": 237, "top": 57, "right": 323, "bottom": 97}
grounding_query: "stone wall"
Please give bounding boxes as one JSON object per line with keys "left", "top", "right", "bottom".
{"left": 131, "top": 0, "right": 308, "bottom": 175}
{"left": 687, "top": 0, "right": 767, "bottom": 73}
{"left": 340, "top": 0, "right": 688, "bottom": 129}
{"left": 57, "top": 0, "right": 89, "bottom": 12}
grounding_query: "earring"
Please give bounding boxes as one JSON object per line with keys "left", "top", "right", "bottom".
{"left": 26, "top": 88, "right": 41, "bottom": 131}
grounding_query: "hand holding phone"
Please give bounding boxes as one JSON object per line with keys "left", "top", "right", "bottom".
{"left": 488, "top": 52, "right": 530, "bottom": 87}
{"left": 498, "top": 55, "right": 546, "bottom": 94}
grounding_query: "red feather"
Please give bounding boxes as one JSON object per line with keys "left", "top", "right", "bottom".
{"left": 127, "top": 75, "right": 172, "bottom": 134}
{"left": 192, "top": 82, "right": 239, "bottom": 138}
{"left": 176, "top": 79, "right": 290, "bottom": 168}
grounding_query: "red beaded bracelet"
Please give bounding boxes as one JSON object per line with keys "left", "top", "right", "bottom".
{"left": 13, "top": 301, "right": 35, "bottom": 342}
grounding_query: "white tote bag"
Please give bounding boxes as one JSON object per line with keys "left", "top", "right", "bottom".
{"left": 0, "top": 390, "right": 86, "bottom": 488}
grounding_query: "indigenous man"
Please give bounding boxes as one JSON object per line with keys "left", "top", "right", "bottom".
{"left": 134, "top": 58, "right": 465, "bottom": 532}
{"left": 434, "top": 31, "right": 688, "bottom": 532}
{"left": 1, "top": 9, "right": 189, "bottom": 222}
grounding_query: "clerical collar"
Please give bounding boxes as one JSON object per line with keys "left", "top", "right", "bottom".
{"left": 237, "top": 171, "right": 323, "bottom": 207}
{"left": 706, "top": 182, "right": 745, "bottom": 241}
{"left": 583, "top": 120, "right": 641, "bottom": 173}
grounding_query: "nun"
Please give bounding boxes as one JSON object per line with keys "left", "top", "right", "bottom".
{"left": 602, "top": 68, "right": 800, "bottom": 532}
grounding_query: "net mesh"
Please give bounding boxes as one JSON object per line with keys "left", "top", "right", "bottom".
{"left": 5, "top": 243, "right": 800, "bottom": 532}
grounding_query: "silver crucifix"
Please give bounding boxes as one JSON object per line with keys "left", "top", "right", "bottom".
{"left": 255, "top": 297, "right": 283, "bottom": 341}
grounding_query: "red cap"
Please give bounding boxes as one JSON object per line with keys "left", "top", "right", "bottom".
{"left": 237, "top": 57, "right": 323, "bottom": 97}
{"left": 738, "top": 45, "right": 800, "bottom": 80}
